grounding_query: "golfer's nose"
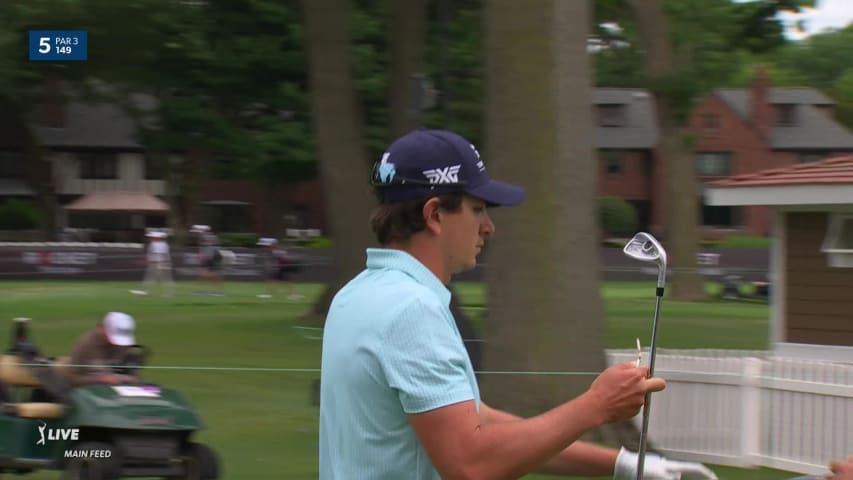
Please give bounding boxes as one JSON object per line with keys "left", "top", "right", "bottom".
{"left": 480, "top": 212, "right": 495, "bottom": 236}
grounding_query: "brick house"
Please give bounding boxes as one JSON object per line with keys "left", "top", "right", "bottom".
{"left": 5, "top": 74, "right": 852, "bottom": 239}
{"left": 594, "top": 88, "right": 660, "bottom": 231}
{"left": 689, "top": 68, "right": 853, "bottom": 235}
{"left": 0, "top": 83, "right": 325, "bottom": 239}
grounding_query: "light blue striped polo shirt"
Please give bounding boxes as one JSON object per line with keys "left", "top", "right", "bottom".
{"left": 319, "top": 248, "right": 480, "bottom": 479}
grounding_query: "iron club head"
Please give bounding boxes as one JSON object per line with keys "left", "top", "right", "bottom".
{"left": 623, "top": 232, "right": 668, "bottom": 289}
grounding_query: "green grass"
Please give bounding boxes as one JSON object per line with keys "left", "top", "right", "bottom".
{"left": 455, "top": 281, "right": 772, "bottom": 350}
{"left": 0, "top": 280, "right": 799, "bottom": 479}
{"left": 703, "top": 235, "right": 771, "bottom": 249}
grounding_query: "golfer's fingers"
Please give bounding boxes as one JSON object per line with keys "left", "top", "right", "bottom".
{"left": 644, "top": 377, "right": 666, "bottom": 393}
{"left": 614, "top": 362, "right": 637, "bottom": 370}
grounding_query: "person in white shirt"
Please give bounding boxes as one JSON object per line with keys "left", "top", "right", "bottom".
{"left": 140, "top": 231, "right": 174, "bottom": 296}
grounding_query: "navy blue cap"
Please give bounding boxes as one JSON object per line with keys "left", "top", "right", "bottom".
{"left": 372, "top": 129, "right": 526, "bottom": 206}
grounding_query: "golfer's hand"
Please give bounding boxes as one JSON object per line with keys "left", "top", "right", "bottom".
{"left": 614, "top": 448, "right": 718, "bottom": 480}
{"left": 99, "top": 374, "right": 137, "bottom": 385}
{"left": 588, "top": 363, "right": 666, "bottom": 423}
{"left": 829, "top": 454, "right": 853, "bottom": 480}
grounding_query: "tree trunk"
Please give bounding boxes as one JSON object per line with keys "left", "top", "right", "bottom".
{"left": 628, "top": 0, "right": 705, "bottom": 301}
{"left": 480, "top": 0, "right": 633, "bottom": 446}
{"left": 302, "top": 0, "right": 376, "bottom": 323}
{"left": 0, "top": 100, "right": 57, "bottom": 239}
{"left": 389, "top": 0, "right": 429, "bottom": 138}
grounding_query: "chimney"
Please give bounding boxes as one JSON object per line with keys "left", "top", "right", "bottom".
{"left": 43, "top": 76, "right": 66, "bottom": 129}
{"left": 750, "top": 65, "right": 771, "bottom": 139}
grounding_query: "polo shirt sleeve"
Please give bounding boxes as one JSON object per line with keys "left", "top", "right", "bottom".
{"left": 380, "top": 298, "right": 475, "bottom": 414}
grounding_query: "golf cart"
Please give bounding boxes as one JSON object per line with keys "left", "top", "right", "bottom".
{"left": 0, "top": 318, "right": 220, "bottom": 479}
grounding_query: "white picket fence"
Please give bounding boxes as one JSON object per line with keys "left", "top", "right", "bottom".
{"left": 605, "top": 349, "right": 853, "bottom": 475}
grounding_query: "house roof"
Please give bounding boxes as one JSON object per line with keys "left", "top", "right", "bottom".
{"left": 29, "top": 89, "right": 156, "bottom": 149}
{"left": 705, "top": 155, "right": 853, "bottom": 206}
{"left": 593, "top": 89, "right": 659, "bottom": 149}
{"left": 64, "top": 191, "right": 169, "bottom": 212}
{"left": 26, "top": 86, "right": 661, "bottom": 151}
{"left": 715, "top": 88, "right": 853, "bottom": 150}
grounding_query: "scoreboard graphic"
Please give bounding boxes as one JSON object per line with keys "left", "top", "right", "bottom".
{"left": 29, "top": 30, "right": 88, "bottom": 61}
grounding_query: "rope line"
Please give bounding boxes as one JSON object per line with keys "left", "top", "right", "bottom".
{"left": 8, "top": 362, "right": 601, "bottom": 376}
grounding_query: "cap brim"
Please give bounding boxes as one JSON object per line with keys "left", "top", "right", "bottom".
{"left": 107, "top": 333, "right": 135, "bottom": 346}
{"left": 467, "top": 180, "right": 526, "bottom": 206}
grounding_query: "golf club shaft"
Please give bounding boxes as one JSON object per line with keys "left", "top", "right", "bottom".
{"left": 636, "top": 293, "right": 663, "bottom": 480}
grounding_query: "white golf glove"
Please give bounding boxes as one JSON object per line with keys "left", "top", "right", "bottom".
{"left": 614, "top": 447, "right": 718, "bottom": 480}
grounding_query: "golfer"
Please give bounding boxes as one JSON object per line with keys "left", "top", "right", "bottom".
{"left": 319, "top": 129, "right": 717, "bottom": 479}
{"left": 141, "top": 231, "right": 174, "bottom": 296}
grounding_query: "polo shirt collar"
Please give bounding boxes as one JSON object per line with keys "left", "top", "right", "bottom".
{"left": 365, "top": 248, "right": 452, "bottom": 306}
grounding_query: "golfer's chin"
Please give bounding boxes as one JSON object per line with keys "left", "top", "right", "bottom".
{"left": 451, "top": 257, "right": 478, "bottom": 275}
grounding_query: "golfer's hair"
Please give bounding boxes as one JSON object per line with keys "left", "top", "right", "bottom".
{"left": 369, "top": 193, "right": 464, "bottom": 245}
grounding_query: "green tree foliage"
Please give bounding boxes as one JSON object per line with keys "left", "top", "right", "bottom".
{"left": 594, "top": 0, "right": 814, "bottom": 94}
{"left": 599, "top": 197, "right": 639, "bottom": 237}
{"left": 0, "top": 200, "right": 41, "bottom": 230}
{"left": 771, "top": 24, "right": 853, "bottom": 91}
{"left": 765, "top": 24, "right": 853, "bottom": 129}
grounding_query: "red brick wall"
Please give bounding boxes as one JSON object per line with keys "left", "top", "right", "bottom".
{"left": 597, "top": 150, "right": 652, "bottom": 200}
{"left": 689, "top": 93, "right": 775, "bottom": 235}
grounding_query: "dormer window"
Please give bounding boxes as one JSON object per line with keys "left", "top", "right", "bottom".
{"left": 776, "top": 104, "right": 797, "bottom": 126}
{"left": 597, "top": 104, "right": 625, "bottom": 127}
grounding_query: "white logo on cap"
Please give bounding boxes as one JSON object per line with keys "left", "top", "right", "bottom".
{"left": 469, "top": 144, "right": 481, "bottom": 158}
{"left": 422, "top": 165, "right": 461, "bottom": 184}
{"left": 469, "top": 145, "right": 486, "bottom": 172}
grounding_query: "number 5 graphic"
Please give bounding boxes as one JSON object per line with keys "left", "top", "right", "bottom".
{"left": 39, "top": 37, "right": 50, "bottom": 54}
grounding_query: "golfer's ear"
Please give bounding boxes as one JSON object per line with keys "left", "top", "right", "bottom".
{"left": 423, "top": 197, "right": 442, "bottom": 234}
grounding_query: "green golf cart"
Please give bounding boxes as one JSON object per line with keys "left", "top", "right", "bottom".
{"left": 0, "top": 320, "right": 220, "bottom": 479}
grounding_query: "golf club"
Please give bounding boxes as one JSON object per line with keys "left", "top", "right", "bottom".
{"left": 622, "top": 232, "right": 667, "bottom": 480}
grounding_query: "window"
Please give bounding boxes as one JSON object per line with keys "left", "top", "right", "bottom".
{"left": 800, "top": 152, "right": 825, "bottom": 163}
{"left": 602, "top": 151, "right": 624, "bottom": 175}
{"left": 701, "top": 114, "right": 719, "bottom": 136}
{"left": 78, "top": 153, "right": 117, "bottom": 179}
{"left": 0, "top": 151, "right": 23, "bottom": 178}
{"left": 695, "top": 152, "right": 733, "bottom": 176}
{"left": 144, "top": 154, "right": 165, "bottom": 180}
{"left": 597, "top": 104, "right": 625, "bottom": 127}
{"left": 776, "top": 104, "right": 797, "bottom": 126}
{"left": 702, "top": 205, "right": 739, "bottom": 227}
{"left": 821, "top": 213, "right": 853, "bottom": 267}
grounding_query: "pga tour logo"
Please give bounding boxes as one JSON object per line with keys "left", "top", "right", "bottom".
{"left": 36, "top": 421, "right": 78, "bottom": 444}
